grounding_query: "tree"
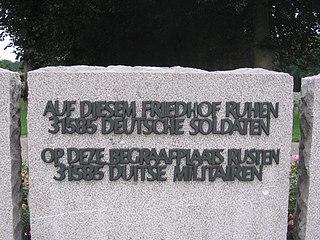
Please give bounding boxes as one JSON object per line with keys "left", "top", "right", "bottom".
{"left": 0, "top": 59, "right": 22, "bottom": 72}
{"left": 0, "top": 0, "right": 319, "bottom": 83}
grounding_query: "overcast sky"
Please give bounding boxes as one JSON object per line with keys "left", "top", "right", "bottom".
{"left": 0, "top": 34, "right": 17, "bottom": 62}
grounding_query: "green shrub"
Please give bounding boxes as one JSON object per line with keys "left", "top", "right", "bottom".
{"left": 21, "top": 161, "right": 30, "bottom": 238}
{"left": 289, "top": 159, "right": 299, "bottom": 214}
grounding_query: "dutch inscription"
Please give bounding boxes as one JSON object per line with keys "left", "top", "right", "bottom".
{"left": 41, "top": 100, "right": 280, "bottom": 182}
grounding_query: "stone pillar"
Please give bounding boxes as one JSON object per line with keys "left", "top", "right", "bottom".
{"left": 0, "top": 68, "right": 23, "bottom": 239}
{"left": 296, "top": 74, "right": 320, "bottom": 240}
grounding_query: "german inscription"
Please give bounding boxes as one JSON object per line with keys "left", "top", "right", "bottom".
{"left": 41, "top": 100, "right": 280, "bottom": 182}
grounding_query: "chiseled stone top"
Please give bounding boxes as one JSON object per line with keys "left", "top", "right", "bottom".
{"left": 32, "top": 65, "right": 290, "bottom": 75}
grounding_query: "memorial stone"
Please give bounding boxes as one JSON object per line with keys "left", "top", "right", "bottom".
{"left": 28, "top": 66, "right": 293, "bottom": 240}
{"left": 0, "top": 68, "right": 23, "bottom": 240}
{"left": 296, "top": 74, "right": 320, "bottom": 240}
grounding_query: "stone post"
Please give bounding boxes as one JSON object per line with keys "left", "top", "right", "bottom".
{"left": 296, "top": 74, "right": 320, "bottom": 240}
{"left": 0, "top": 68, "right": 23, "bottom": 239}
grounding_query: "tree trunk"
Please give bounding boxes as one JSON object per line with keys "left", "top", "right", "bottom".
{"left": 22, "top": 60, "right": 32, "bottom": 112}
{"left": 253, "top": 0, "right": 274, "bottom": 69}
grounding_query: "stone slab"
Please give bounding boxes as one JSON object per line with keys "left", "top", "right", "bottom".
{"left": 0, "top": 68, "right": 23, "bottom": 240}
{"left": 28, "top": 66, "right": 293, "bottom": 240}
{"left": 296, "top": 74, "right": 320, "bottom": 240}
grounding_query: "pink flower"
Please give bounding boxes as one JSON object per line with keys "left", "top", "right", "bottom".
{"left": 292, "top": 154, "right": 299, "bottom": 161}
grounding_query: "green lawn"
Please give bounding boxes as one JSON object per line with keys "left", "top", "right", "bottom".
{"left": 292, "top": 94, "right": 300, "bottom": 143}
{"left": 20, "top": 98, "right": 27, "bottom": 136}
{"left": 292, "top": 107, "right": 300, "bottom": 142}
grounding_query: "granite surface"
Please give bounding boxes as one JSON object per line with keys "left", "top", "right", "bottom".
{"left": 28, "top": 66, "right": 293, "bottom": 240}
{"left": 296, "top": 74, "right": 320, "bottom": 240}
{"left": 0, "top": 68, "right": 23, "bottom": 240}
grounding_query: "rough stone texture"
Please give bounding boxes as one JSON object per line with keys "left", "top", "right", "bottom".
{"left": 28, "top": 66, "right": 293, "bottom": 240}
{"left": 0, "top": 68, "right": 23, "bottom": 240}
{"left": 296, "top": 74, "right": 320, "bottom": 240}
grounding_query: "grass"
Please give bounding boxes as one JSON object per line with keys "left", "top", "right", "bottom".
{"left": 20, "top": 98, "right": 27, "bottom": 136}
{"left": 292, "top": 107, "right": 300, "bottom": 142}
{"left": 292, "top": 94, "right": 300, "bottom": 142}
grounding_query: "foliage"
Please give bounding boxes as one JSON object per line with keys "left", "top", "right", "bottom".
{"left": 274, "top": 36, "right": 320, "bottom": 91}
{"left": 21, "top": 161, "right": 30, "bottom": 239}
{"left": 0, "top": 0, "right": 319, "bottom": 76}
{"left": 288, "top": 159, "right": 299, "bottom": 215}
{"left": 0, "top": 59, "right": 22, "bottom": 72}
{"left": 287, "top": 156, "right": 298, "bottom": 239}
{"left": 20, "top": 98, "right": 27, "bottom": 136}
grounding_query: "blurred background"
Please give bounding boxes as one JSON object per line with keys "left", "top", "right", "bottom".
{"left": 0, "top": 0, "right": 319, "bottom": 91}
